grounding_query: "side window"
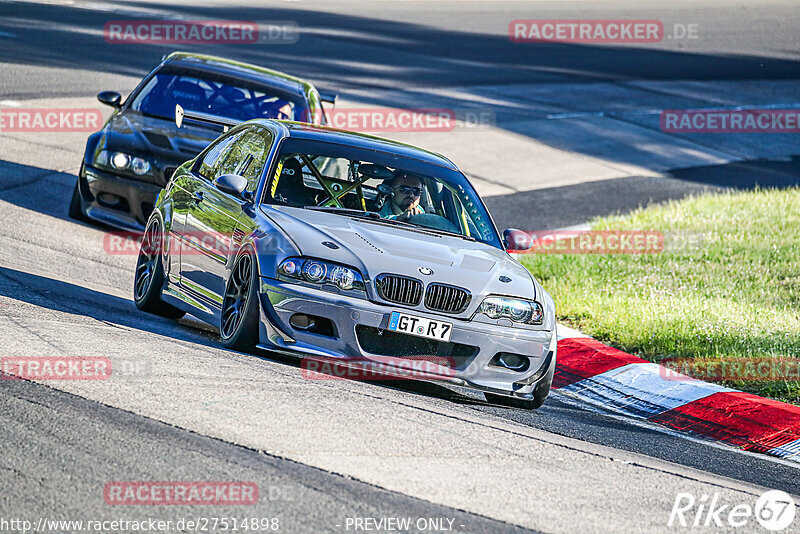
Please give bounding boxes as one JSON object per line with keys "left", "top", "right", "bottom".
{"left": 197, "top": 130, "right": 244, "bottom": 181}
{"left": 215, "top": 127, "right": 273, "bottom": 192}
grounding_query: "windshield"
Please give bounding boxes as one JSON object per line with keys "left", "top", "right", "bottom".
{"left": 264, "top": 138, "right": 502, "bottom": 248}
{"left": 128, "top": 68, "right": 308, "bottom": 122}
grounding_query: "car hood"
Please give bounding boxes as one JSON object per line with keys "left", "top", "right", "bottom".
{"left": 107, "top": 110, "right": 219, "bottom": 157}
{"left": 101, "top": 110, "right": 221, "bottom": 184}
{"left": 263, "top": 206, "right": 538, "bottom": 303}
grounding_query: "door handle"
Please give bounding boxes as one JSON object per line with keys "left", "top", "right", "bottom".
{"left": 191, "top": 191, "right": 204, "bottom": 204}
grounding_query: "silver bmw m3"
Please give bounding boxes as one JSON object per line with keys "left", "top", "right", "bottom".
{"left": 134, "top": 116, "right": 556, "bottom": 409}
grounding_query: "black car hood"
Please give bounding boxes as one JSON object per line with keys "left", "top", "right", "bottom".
{"left": 102, "top": 110, "right": 222, "bottom": 184}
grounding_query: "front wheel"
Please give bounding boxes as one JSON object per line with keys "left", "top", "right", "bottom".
{"left": 133, "top": 217, "right": 185, "bottom": 319}
{"left": 484, "top": 392, "right": 546, "bottom": 410}
{"left": 220, "top": 251, "right": 260, "bottom": 352}
{"left": 68, "top": 178, "right": 87, "bottom": 221}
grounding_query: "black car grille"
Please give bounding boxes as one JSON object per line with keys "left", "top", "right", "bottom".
{"left": 375, "top": 274, "right": 422, "bottom": 306}
{"left": 424, "top": 283, "right": 471, "bottom": 313}
{"left": 355, "top": 325, "right": 476, "bottom": 366}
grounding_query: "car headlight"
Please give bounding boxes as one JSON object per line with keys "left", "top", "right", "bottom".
{"left": 479, "top": 296, "right": 544, "bottom": 325}
{"left": 95, "top": 150, "right": 151, "bottom": 176}
{"left": 111, "top": 152, "right": 130, "bottom": 169}
{"left": 278, "top": 257, "right": 365, "bottom": 292}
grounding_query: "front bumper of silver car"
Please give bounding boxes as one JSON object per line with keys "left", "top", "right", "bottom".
{"left": 256, "top": 277, "right": 556, "bottom": 400}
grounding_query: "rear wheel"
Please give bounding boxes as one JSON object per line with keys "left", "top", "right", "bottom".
{"left": 220, "top": 251, "right": 260, "bottom": 352}
{"left": 484, "top": 392, "right": 546, "bottom": 410}
{"left": 133, "top": 217, "right": 185, "bottom": 319}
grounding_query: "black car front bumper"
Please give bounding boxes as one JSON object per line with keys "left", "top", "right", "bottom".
{"left": 77, "top": 164, "right": 164, "bottom": 231}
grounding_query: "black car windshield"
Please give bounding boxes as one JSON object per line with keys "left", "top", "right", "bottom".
{"left": 264, "top": 138, "right": 502, "bottom": 249}
{"left": 129, "top": 68, "right": 308, "bottom": 122}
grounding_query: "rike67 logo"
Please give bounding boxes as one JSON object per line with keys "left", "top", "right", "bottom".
{"left": 669, "top": 490, "right": 796, "bottom": 531}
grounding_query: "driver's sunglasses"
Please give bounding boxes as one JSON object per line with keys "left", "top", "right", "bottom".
{"left": 395, "top": 185, "right": 423, "bottom": 196}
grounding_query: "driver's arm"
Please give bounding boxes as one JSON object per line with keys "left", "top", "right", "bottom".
{"left": 378, "top": 201, "right": 426, "bottom": 220}
{"left": 391, "top": 205, "right": 426, "bottom": 222}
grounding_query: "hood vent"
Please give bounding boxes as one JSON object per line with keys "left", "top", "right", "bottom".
{"left": 330, "top": 230, "right": 384, "bottom": 254}
{"left": 354, "top": 232, "right": 383, "bottom": 253}
{"left": 143, "top": 131, "right": 172, "bottom": 150}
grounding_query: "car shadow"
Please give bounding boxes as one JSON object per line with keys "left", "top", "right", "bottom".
{"left": 0, "top": 265, "right": 220, "bottom": 347}
{"left": 0, "top": 160, "right": 87, "bottom": 224}
{"left": 377, "top": 379, "right": 490, "bottom": 407}
{"left": 0, "top": 159, "right": 150, "bottom": 232}
{"left": 0, "top": 264, "right": 492, "bottom": 407}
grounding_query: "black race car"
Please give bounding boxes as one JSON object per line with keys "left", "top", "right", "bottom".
{"left": 70, "top": 51, "right": 335, "bottom": 231}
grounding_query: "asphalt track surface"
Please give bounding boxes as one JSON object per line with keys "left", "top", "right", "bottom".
{"left": 1, "top": 1, "right": 800, "bottom": 533}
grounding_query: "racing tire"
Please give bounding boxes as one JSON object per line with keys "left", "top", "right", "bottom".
{"left": 133, "top": 217, "right": 185, "bottom": 319}
{"left": 68, "top": 178, "right": 88, "bottom": 221}
{"left": 220, "top": 250, "right": 260, "bottom": 352}
{"left": 484, "top": 392, "right": 546, "bottom": 410}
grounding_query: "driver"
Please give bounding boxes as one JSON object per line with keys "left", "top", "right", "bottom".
{"left": 262, "top": 98, "right": 293, "bottom": 121}
{"left": 379, "top": 171, "right": 426, "bottom": 221}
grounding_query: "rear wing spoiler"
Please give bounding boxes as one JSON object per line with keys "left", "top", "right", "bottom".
{"left": 175, "top": 104, "right": 241, "bottom": 132}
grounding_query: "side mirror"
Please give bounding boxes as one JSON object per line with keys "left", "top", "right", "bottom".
{"left": 97, "top": 91, "right": 122, "bottom": 108}
{"left": 503, "top": 228, "right": 532, "bottom": 251}
{"left": 214, "top": 174, "right": 253, "bottom": 202}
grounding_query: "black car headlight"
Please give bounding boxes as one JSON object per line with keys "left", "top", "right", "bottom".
{"left": 278, "top": 257, "right": 365, "bottom": 292}
{"left": 95, "top": 150, "right": 152, "bottom": 176}
{"left": 479, "top": 296, "right": 544, "bottom": 325}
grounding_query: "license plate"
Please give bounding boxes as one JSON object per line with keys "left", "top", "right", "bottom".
{"left": 388, "top": 312, "right": 453, "bottom": 342}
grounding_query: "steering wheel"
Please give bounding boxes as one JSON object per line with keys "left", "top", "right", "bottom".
{"left": 406, "top": 213, "right": 460, "bottom": 234}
